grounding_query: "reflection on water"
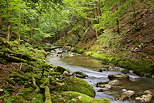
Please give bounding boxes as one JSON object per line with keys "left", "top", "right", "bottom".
{"left": 46, "top": 48, "right": 154, "bottom": 103}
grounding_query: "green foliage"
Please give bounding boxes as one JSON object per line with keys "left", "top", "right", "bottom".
{"left": 0, "top": 92, "right": 15, "bottom": 103}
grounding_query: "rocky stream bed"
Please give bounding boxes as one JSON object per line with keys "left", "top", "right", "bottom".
{"left": 46, "top": 45, "right": 154, "bottom": 103}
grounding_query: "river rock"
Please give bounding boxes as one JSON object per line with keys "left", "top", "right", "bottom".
{"left": 121, "top": 69, "right": 130, "bottom": 74}
{"left": 57, "top": 51, "right": 63, "bottom": 54}
{"left": 98, "top": 68, "right": 108, "bottom": 72}
{"left": 96, "top": 82, "right": 111, "bottom": 90}
{"left": 63, "top": 71, "right": 71, "bottom": 77}
{"left": 108, "top": 74, "right": 129, "bottom": 80}
{"left": 144, "top": 90, "right": 153, "bottom": 94}
{"left": 72, "top": 71, "right": 88, "bottom": 78}
{"left": 135, "top": 93, "right": 153, "bottom": 102}
{"left": 119, "top": 89, "right": 135, "bottom": 101}
{"left": 54, "top": 66, "right": 70, "bottom": 74}
{"left": 109, "top": 79, "right": 120, "bottom": 85}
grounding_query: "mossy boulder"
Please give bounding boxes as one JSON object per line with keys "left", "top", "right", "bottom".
{"left": 51, "top": 91, "right": 110, "bottom": 103}
{"left": 72, "top": 71, "right": 88, "bottom": 78}
{"left": 54, "top": 65, "right": 70, "bottom": 74}
{"left": 57, "top": 77, "right": 95, "bottom": 97}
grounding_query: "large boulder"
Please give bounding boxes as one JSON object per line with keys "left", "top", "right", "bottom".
{"left": 72, "top": 71, "right": 88, "bottom": 78}
{"left": 51, "top": 91, "right": 110, "bottom": 103}
{"left": 108, "top": 74, "right": 129, "bottom": 80}
{"left": 57, "top": 77, "right": 95, "bottom": 97}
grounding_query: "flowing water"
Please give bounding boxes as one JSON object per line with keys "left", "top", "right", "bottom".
{"left": 46, "top": 46, "right": 154, "bottom": 103}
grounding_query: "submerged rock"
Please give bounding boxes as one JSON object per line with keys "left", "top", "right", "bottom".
{"left": 98, "top": 68, "right": 108, "bottom": 72}
{"left": 108, "top": 74, "right": 129, "bottom": 80}
{"left": 72, "top": 71, "right": 88, "bottom": 78}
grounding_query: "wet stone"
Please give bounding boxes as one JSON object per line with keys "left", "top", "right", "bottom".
{"left": 72, "top": 71, "right": 88, "bottom": 78}
{"left": 108, "top": 74, "right": 129, "bottom": 80}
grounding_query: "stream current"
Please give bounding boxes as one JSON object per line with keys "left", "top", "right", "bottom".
{"left": 46, "top": 46, "right": 154, "bottom": 103}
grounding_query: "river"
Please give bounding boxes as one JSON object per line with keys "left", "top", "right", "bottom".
{"left": 46, "top": 46, "right": 154, "bottom": 103}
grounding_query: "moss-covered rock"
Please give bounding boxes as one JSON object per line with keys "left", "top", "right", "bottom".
{"left": 54, "top": 65, "right": 70, "bottom": 74}
{"left": 72, "top": 71, "right": 88, "bottom": 78}
{"left": 57, "top": 77, "right": 95, "bottom": 97}
{"left": 51, "top": 91, "right": 110, "bottom": 103}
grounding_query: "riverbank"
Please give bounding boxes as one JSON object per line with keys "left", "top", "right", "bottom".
{"left": 51, "top": 43, "right": 154, "bottom": 78}
{"left": 0, "top": 40, "right": 110, "bottom": 103}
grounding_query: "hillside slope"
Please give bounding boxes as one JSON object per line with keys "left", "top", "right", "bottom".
{"left": 52, "top": 1, "right": 154, "bottom": 77}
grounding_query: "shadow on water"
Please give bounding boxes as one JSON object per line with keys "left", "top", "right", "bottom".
{"left": 46, "top": 48, "right": 154, "bottom": 103}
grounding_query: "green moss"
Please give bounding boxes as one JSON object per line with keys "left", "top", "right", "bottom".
{"left": 10, "top": 73, "right": 29, "bottom": 81}
{"left": 19, "top": 87, "right": 34, "bottom": 93}
{"left": 44, "top": 86, "right": 52, "bottom": 103}
{"left": 40, "top": 78, "right": 49, "bottom": 88}
{"left": 0, "top": 52, "right": 27, "bottom": 63}
{"left": 5, "top": 77, "right": 15, "bottom": 86}
{"left": 51, "top": 91, "right": 110, "bottom": 103}
{"left": 54, "top": 65, "right": 70, "bottom": 74}
{"left": 13, "top": 96, "right": 27, "bottom": 103}
{"left": 73, "top": 48, "right": 85, "bottom": 54}
{"left": 117, "top": 60, "right": 152, "bottom": 76}
{"left": 18, "top": 88, "right": 39, "bottom": 101}
{"left": 58, "top": 77, "right": 95, "bottom": 97}
{"left": 21, "top": 63, "right": 34, "bottom": 73}
{"left": 87, "top": 51, "right": 153, "bottom": 76}
{"left": 143, "top": 49, "right": 154, "bottom": 56}
{"left": 31, "top": 76, "right": 40, "bottom": 92}
{"left": 31, "top": 94, "right": 44, "bottom": 103}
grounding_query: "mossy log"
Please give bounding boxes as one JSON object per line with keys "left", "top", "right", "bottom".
{"left": 44, "top": 86, "right": 52, "bottom": 103}
{"left": 40, "top": 77, "right": 49, "bottom": 88}
{"left": 0, "top": 52, "right": 27, "bottom": 63}
{"left": 10, "top": 73, "right": 29, "bottom": 81}
{"left": 32, "top": 76, "right": 40, "bottom": 92}
{"left": 5, "top": 77, "right": 15, "bottom": 86}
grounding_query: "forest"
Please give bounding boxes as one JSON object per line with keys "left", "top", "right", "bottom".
{"left": 0, "top": 0, "right": 154, "bottom": 103}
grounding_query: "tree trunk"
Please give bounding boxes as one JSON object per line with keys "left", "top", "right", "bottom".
{"left": 18, "top": 10, "right": 21, "bottom": 44}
